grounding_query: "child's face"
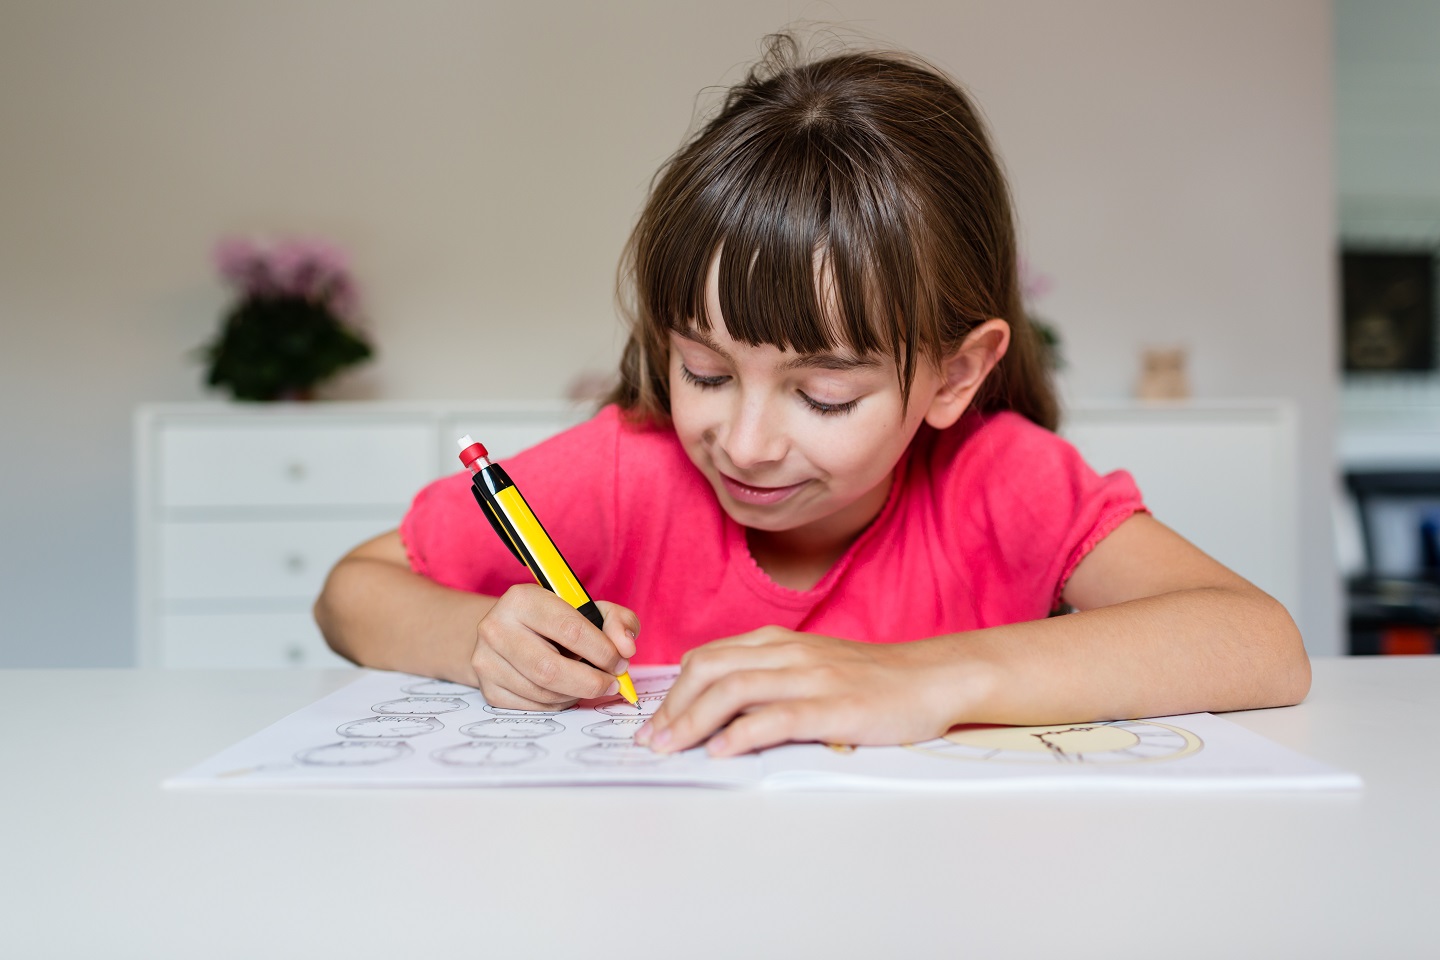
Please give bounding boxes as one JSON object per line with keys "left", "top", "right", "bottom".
{"left": 668, "top": 277, "right": 948, "bottom": 551}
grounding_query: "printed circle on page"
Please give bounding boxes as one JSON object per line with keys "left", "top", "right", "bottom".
{"left": 595, "top": 693, "right": 663, "bottom": 717}
{"left": 297, "top": 740, "right": 413, "bottom": 766}
{"left": 482, "top": 703, "right": 569, "bottom": 717}
{"left": 401, "top": 678, "right": 480, "bottom": 697}
{"left": 432, "top": 741, "right": 547, "bottom": 767}
{"left": 567, "top": 741, "right": 667, "bottom": 766}
{"left": 582, "top": 718, "right": 647, "bottom": 740}
{"left": 459, "top": 717, "right": 564, "bottom": 739}
{"left": 337, "top": 716, "right": 443, "bottom": 739}
{"left": 371, "top": 697, "right": 469, "bottom": 715}
{"left": 630, "top": 671, "right": 679, "bottom": 695}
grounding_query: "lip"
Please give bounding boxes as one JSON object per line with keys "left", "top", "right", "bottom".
{"left": 718, "top": 473, "right": 810, "bottom": 506}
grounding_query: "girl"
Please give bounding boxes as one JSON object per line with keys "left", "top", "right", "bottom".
{"left": 315, "top": 38, "right": 1310, "bottom": 758}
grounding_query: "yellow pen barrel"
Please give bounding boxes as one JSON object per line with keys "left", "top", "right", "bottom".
{"left": 492, "top": 486, "right": 593, "bottom": 612}
{"left": 480, "top": 466, "right": 635, "bottom": 705}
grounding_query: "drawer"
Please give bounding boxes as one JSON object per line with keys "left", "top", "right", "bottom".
{"left": 158, "top": 611, "right": 355, "bottom": 668}
{"left": 159, "top": 518, "right": 399, "bottom": 601}
{"left": 158, "top": 421, "right": 437, "bottom": 508}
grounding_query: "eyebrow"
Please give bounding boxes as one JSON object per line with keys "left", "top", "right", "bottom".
{"left": 675, "top": 327, "right": 881, "bottom": 372}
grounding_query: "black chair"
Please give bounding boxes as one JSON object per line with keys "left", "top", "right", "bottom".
{"left": 1344, "top": 470, "right": 1440, "bottom": 655}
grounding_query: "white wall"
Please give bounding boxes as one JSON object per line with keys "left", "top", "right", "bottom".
{"left": 1335, "top": 0, "right": 1440, "bottom": 405}
{"left": 0, "top": 0, "right": 1339, "bottom": 666}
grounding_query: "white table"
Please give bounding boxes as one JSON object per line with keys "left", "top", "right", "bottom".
{"left": 5, "top": 658, "right": 1437, "bottom": 959}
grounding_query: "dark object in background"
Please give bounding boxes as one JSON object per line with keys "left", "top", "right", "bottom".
{"left": 204, "top": 295, "right": 372, "bottom": 401}
{"left": 1344, "top": 470, "right": 1440, "bottom": 655}
{"left": 1422, "top": 513, "right": 1440, "bottom": 582}
{"left": 1341, "top": 249, "right": 1436, "bottom": 373}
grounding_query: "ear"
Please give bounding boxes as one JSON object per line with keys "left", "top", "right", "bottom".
{"left": 922, "top": 318, "right": 1011, "bottom": 430}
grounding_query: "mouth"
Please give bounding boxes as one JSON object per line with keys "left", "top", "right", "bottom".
{"left": 718, "top": 473, "right": 810, "bottom": 506}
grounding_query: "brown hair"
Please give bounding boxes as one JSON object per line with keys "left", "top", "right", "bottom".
{"left": 607, "top": 35, "right": 1058, "bottom": 431}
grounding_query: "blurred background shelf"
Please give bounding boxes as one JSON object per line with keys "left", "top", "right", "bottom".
{"left": 136, "top": 399, "right": 1303, "bottom": 668}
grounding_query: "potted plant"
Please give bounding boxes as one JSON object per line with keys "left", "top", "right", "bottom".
{"left": 201, "top": 236, "right": 373, "bottom": 401}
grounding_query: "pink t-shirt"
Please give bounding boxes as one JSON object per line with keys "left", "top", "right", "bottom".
{"left": 401, "top": 404, "right": 1145, "bottom": 665}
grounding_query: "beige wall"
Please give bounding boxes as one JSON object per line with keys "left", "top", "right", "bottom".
{"left": 0, "top": 1, "right": 1338, "bottom": 665}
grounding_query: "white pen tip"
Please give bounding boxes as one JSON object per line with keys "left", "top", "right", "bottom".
{"left": 457, "top": 435, "right": 475, "bottom": 448}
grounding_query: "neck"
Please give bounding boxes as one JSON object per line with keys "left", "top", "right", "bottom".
{"left": 743, "top": 469, "right": 896, "bottom": 591}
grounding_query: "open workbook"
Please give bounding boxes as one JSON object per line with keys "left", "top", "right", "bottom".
{"left": 166, "top": 667, "right": 1361, "bottom": 792}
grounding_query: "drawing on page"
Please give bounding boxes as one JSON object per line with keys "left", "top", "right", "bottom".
{"left": 483, "top": 703, "right": 573, "bottom": 717}
{"left": 338, "top": 716, "right": 443, "bottom": 739}
{"left": 596, "top": 693, "right": 663, "bottom": 717}
{"left": 297, "top": 740, "right": 414, "bottom": 766}
{"left": 631, "top": 670, "right": 680, "bottom": 694}
{"left": 432, "top": 741, "right": 547, "bottom": 767}
{"left": 583, "top": 717, "right": 647, "bottom": 740}
{"left": 372, "top": 697, "right": 470, "bottom": 715}
{"left": 906, "top": 720, "right": 1203, "bottom": 764}
{"left": 402, "top": 679, "right": 481, "bottom": 697}
{"left": 460, "top": 717, "right": 565, "bottom": 739}
{"left": 567, "top": 741, "right": 669, "bottom": 766}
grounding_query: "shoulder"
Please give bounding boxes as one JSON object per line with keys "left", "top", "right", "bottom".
{"left": 912, "top": 408, "right": 1147, "bottom": 607}
{"left": 913, "top": 408, "right": 1145, "bottom": 546}
{"left": 921, "top": 410, "right": 1083, "bottom": 488}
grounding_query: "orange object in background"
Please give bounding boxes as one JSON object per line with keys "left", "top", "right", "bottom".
{"left": 1380, "top": 626, "right": 1438, "bottom": 656}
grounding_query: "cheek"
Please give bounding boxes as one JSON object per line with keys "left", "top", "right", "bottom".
{"left": 809, "top": 403, "right": 915, "bottom": 484}
{"left": 666, "top": 375, "right": 710, "bottom": 448}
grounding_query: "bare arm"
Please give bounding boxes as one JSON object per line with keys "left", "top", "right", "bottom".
{"left": 313, "top": 530, "right": 495, "bottom": 685}
{"left": 313, "top": 530, "right": 639, "bottom": 708}
{"left": 639, "top": 514, "right": 1312, "bottom": 755}
{"left": 924, "top": 512, "right": 1311, "bottom": 727}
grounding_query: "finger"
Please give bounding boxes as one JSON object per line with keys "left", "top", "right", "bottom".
{"left": 692, "top": 625, "right": 793, "bottom": 652}
{"left": 643, "top": 642, "right": 795, "bottom": 739}
{"left": 516, "top": 587, "right": 629, "bottom": 676}
{"left": 649, "top": 668, "right": 813, "bottom": 754}
{"left": 705, "top": 700, "right": 837, "bottom": 757}
{"left": 497, "top": 628, "right": 617, "bottom": 701}
{"left": 472, "top": 644, "right": 588, "bottom": 710}
{"left": 595, "top": 601, "right": 640, "bottom": 661}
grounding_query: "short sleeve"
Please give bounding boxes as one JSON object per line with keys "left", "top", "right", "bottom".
{"left": 934, "top": 412, "right": 1147, "bottom": 612}
{"left": 399, "top": 407, "right": 621, "bottom": 596}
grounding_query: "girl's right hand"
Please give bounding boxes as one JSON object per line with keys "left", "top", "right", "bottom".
{"left": 470, "top": 583, "right": 639, "bottom": 711}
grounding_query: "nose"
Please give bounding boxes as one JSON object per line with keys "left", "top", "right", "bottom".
{"left": 719, "top": 394, "right": 787, "bottom": 471}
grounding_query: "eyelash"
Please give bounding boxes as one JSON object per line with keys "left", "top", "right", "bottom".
{"left": 679, "top": 364, "right": 859, "bottom": 417}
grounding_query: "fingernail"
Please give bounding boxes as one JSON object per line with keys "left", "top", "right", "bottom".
{"left": 604, "top": 681, "right": 619, "bottom": 696}
{"left": 708, "top": 733, "right": 729, "bottom": 755}
{"left": 626, "top": 629, "right": 637, "bottom": 639}
{"left": 615, "top": 659, "right": 630, "bottom": 674}
{"left": 634, "top": 721, "right": 651, "bottom": 745}
{"left": 652, "top": 728, "right": 673, "bottom": 752}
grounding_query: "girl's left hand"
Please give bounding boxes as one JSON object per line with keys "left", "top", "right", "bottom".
{"left": 634, "top": 627, "right": 959, "bottom": 757}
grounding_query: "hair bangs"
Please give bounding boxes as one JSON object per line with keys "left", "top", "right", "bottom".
{"left": 610, "top": 40, "right": 1057, "bottom": 430}
{"left": 650, "top": 126, "right": 920, "bottom": 378}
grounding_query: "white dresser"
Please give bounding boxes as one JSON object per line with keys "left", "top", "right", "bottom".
{"left": 134, "top": 401, "right": 585, "bottom": 668}
{"left": 135, "top": 399, "right": 1300, "bottom": 667}
{"left": 1062, "top": 400, "right": 1299, "bottom": 618}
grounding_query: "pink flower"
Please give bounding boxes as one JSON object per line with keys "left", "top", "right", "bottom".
{"left": 1019, "top": 255, "right": 1054, "bottom": 304}
{"left": 213, "top": 235, "right": 360, "bottom": 319}
{"left": 214, "top": 237, "right": 278, "bottom": 297}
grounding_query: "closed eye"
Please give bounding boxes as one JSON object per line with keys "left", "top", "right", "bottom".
{"left": 799, "top": 392, "right": 859, "bottom": 416}
{"left": 679, "top": 364, "right": 729, "bottom": 388}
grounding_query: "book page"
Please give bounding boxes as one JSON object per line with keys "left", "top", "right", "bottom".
{"left": 168, "top": 668, "right": 1360, "bottom": 792}
{"left": 757, "top": 714, "right": 1363, "bottom": 792}
{"left": 166, "top": 667, "right": 762, "bottom": 789}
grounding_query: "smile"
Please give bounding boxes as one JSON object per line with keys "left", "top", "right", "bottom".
{"left": 718, "top": 473, "right": 810, "bottom": 506}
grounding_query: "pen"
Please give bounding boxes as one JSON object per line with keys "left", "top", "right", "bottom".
{"left": 457, "top": 435, "right": 639, "bottom": 708}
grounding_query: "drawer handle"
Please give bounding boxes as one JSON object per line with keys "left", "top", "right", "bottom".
{"left": 285, "top": 461, "right": 308, "bottom": 481}
{"left": 284, "top": 553, "right": 306, "bottom": 574}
